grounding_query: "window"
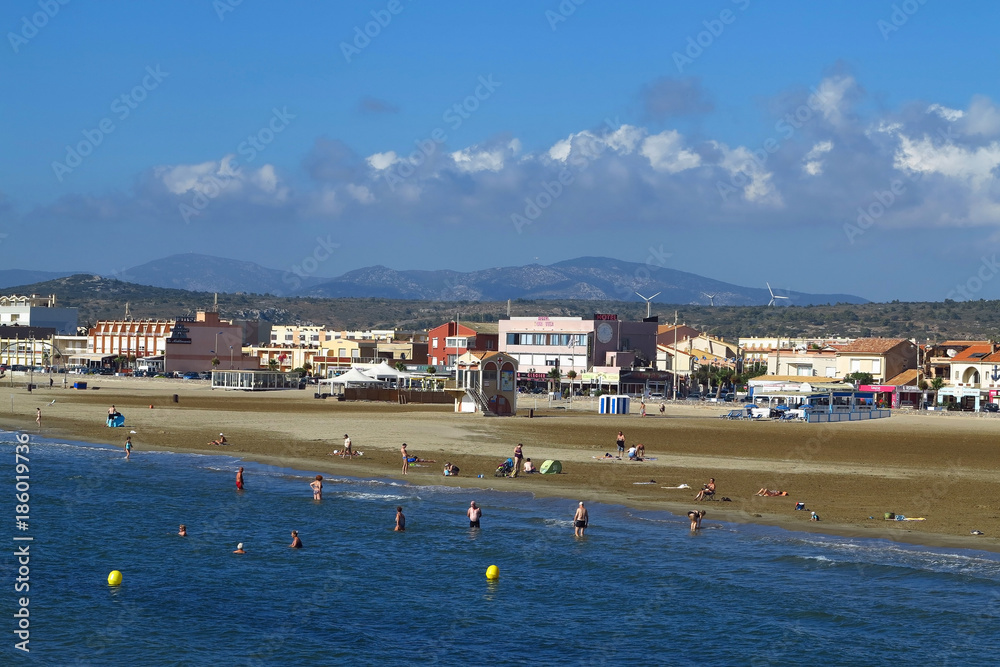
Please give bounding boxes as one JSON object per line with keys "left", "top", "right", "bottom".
{"left": 826, "top": 366, "right": 836, "bottom": 377}
{"left": 338, "top": 348, "right": 346, "bottom": 357}
{"left": 850, "top": 359, "right": 861, "bottom": 373}
{"left": 310, "top": 335, "right": 319, "bottom": 342}
{"left": 284, "top": 334, "right": 293, "bottom": 341}
{"left": 432, "top": 338, "right": 439, "bottom": 348}
{"left": 872, "top": 359, "right": 881, "bottom": 374}
{"left": 506, "top": 333, "right": 518, "bottom": 345}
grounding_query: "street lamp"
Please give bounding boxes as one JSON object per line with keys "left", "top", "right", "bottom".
{"left": 230, "top": 345, "right": 234, "bottom": 369}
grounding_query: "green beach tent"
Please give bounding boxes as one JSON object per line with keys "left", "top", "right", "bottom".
{"left": 539, "top": 459, "right": 562, "bottom": 474}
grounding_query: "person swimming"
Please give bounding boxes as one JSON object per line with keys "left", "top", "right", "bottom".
{"left": 233, "top": 543, "right": 245, "bottom": 554}
{"left": 289, "top": 530, "right": 303, "bottom": 548}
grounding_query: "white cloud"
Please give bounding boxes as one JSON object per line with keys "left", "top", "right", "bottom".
{"left": 345, "top": 183, "right": 374, "bottom": 204}
{"left": 803, "top": 140, "right": 833, "bottom": 176}
{"left": 895, "top": 134, "right": 1000, "bottom": 188}
{"left": 639, "top": 130, "right": 701, "bottom": 173}
{"left": 366, "top": 151, "right": 400, "bottom": 170}
{"left": 812, "top": 75, "right": 856, "bottom": 126}
{"left": 927, "top": 103, "right": 964, "bottom": 122}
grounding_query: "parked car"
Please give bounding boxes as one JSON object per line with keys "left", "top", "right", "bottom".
{"left": 685, "top": 393, "right": 702, "bottom": 401}
{"left": 650, "top": 392, "right": 664, "bottom": 399}
{"left": 722, "top": 393, "right": 736, "bottom": 402}
{"left": 182, "top": 372, "right": 201, "bottom": 380}
{"left": 981, "top": 402, "right": 999, "bottom": 413}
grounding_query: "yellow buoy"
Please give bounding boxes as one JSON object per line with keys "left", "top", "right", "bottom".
{"left": 485, "top": 565, "right": 499, "bottom": 580}
{"left": 107, "top": 570, "right": 122, "bottom": 586}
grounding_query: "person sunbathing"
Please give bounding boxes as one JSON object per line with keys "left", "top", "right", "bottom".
{"left": 755, "top": 488, "right": 789, "bottom": 497}
{"left": 209, "top": 433, "right": 228, "bottom": 446}
{"left": 694, "top": 478, "right": 716, "bottom": 501}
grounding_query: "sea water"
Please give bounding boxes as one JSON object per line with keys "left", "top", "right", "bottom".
{"left": 2, "top": 430, "right": 999, "bottom": 666}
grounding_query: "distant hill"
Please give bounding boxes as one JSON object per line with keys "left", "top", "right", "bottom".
{"left": 0, "top": 269, "right": 77, "bottom": 290}
{"left": 2, "top": 274, "right": 995, "bottom": 343}
{"left": 305, "top": 256, "right": 867, "bottom": 306}
{"left": 114, "top": 253, "right": 327, "bottom": 295}
{"left": 4, "top": 254, "right": 867, "bottom": 306}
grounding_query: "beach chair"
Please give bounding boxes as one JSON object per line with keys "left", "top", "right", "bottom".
{"left": 725, "top": 409, "right": 744, "bottom": 420}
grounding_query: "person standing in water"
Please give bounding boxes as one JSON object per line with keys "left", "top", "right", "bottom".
{"left": 178, "top": 524, "right": 187, "bottom": 537}
{"left": 124, "top": 435, "right": 133, "bottom": 460}
{"left": 395, "top": 506, "right": 406, "bottom": 532}
{"left": 310, "top": 475, "right": 323, "bottom": 500}
{"left": 467, "top": 501, "right": 482, "bottom": 528}
{"left": 574, "top": 502, "right": 589, "bottom": 537}
{"left": 289, "top": 530, "right": 303, "bottom": 548}
{"left": 236, "top": 467, "right": 245, "bottom": 491}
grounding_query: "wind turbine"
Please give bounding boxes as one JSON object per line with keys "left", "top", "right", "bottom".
{"left": 634, "top": 291, "right": 661, "bottom": 318}
{"left": 701, "top": 292, "right": 718, "bottom": 306}
{"left": 766, "top": 282, "right": 790, "bottom": 307}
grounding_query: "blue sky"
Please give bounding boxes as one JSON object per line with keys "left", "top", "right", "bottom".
{"left": 3, "top": 0, "right": 1000, "bottom": 302}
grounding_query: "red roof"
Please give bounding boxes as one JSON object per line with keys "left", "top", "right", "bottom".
{"left": 836, "top": 338, "right": 909, "bottom": 354}
{"left": 951, "top": 345, "right": 994, "bottom": 361}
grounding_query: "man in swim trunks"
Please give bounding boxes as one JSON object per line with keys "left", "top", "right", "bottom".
{"left": 289, "top": 530, "right": 303, "bottom": 548}
{"left": 236, "top": 467, "right": 245, "bottom": 491}
{"left": 395, "top": 506, "right": 405, "bottom": 532}
{"left": 574, "top": 502, "right": 589, "bottom": 537}
{"left": 616, "top": 431, "right": 625, "bottom": 457}
{"left": 310, "top": 475, "right": 323, "bottom": 500}
{"left": 400, "top": 443, "right": 409, "bottom": 475}
{"left": 467, "top": 501, "right": 482, "bottom": 528}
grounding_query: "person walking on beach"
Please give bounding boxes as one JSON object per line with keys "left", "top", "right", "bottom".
{"left": 395, "top": 506, "right": 406, "bottom": 532}
{"left": 124, "top": 435, "right": 133, "bottom": 460}
{"left": 659, "top": 403, "right": 665, "bottom": 415}
{"left": 640, "top": 400, "right": 646, "bottom": 417}
{"left": 310, "top": 475, "right": 323, "bottom": 500}
{"left": 616, "top": 431, "right": 625, "bottom": 457}
{"left": 574, "top": 502, "right": 589, "bottom": 537}
{"left": 341, "top": 434, "right": 355, "bottom": 458}
{"left": 512, "top": 443, "right": 524, "bottom": 477}
{"left": 36, "top": 407, "right": 41, "bottom": 429}
{"left": 401, "top": 443, "right": 409, "bottom": 475}
{"left": 289, "top": 530, "right": 303, "bottom": 548}
{"left": 468, "top": 501, "right": 482, "bottom": 528}
{"left": 236, "top": 467, "right": 245, "bottom": 491}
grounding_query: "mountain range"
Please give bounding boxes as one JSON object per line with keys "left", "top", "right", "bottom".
{"left": 0, "top": 254, "right": 867, "bottom": 306}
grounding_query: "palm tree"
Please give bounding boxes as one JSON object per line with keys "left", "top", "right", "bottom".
{"left": 566, "top": 370, "right": 577, "bottom": 397}
{"left": 713, "top": 367, "right": 736, "bottom": 399}
{"left": 211, "top": 357, "right": 221, "bottom": 369}
{"left": 267, "top": 359, "right": 279, "bottom": 371}
{"left": 546, "top": 368, "right": 562, "bottom": 391}
{"left": 394, "top": 361, "right": 406, "bottom": 372}
{"left": 930, "top": 377, "right": 945, "bottom": 407}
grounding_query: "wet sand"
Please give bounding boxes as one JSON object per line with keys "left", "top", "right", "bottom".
{"left": 3, "top": 375, "right": 999, "bottom": 552}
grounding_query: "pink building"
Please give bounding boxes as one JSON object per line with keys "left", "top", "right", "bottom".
{"left": 163, "top": 311, "right": 259, "bottom": 373}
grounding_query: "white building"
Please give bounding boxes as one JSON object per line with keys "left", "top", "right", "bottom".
{"left": 0, "top": 294, "right": 78, "bottom": 334}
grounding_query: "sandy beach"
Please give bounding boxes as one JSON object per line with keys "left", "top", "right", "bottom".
{"left": 3, "top": 374, "right": 999, "bottom": 552}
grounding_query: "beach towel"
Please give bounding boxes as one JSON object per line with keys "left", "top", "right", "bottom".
{"left": 661, "top": 484, "right": 691, "bottom": 490}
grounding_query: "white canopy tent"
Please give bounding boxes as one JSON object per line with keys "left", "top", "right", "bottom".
{"left": 365, "top": 361, "right": 411, "bottom": 382}
{"left": 322, "top": 367, "right": 388, "bottom": 388}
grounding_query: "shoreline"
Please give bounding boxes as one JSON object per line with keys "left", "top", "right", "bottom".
{"left": 4, "top": 433, "right": 998, "bottom": 558}
{"left": 4, "top": 376, "right": 1000, "bottom": 554}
